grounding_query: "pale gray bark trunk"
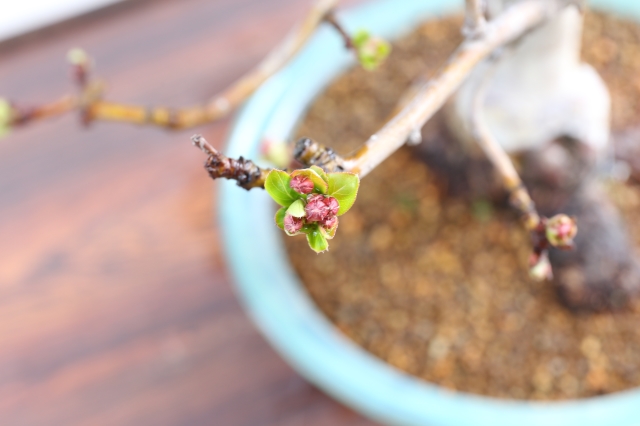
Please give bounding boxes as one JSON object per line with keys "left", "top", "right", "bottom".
{"left": 448, "top": 1, "right": 610, "bottom": 156}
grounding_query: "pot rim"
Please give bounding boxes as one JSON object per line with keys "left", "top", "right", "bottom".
{"left": 220, "top": 1, "right": 640, "bottom": 425}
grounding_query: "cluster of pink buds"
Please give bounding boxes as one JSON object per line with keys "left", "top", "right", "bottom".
{"left": 265, "top": 166, "right": 359, "bottom": 253}
{"left": 287, "top": 176, "right": 340, "bottom": 235}
{"left": 305, "top": 193, "right": 339, "bottom": 228}
{"left": 545, "top": 214, "right": 578, "bottom": 249}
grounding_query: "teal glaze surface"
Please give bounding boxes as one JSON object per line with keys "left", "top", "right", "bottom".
{"left": 220, "top": 1, "right": 640, "bottom": 425}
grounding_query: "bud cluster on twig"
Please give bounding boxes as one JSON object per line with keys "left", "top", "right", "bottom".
{"left": 529, "top": 214, "right": 578, "bottom": 281}
{"left": 265, "top": 166, "right": 359, "bottom": 253}
{"left": 323, "top": 11, "right": 391, "bottom": 71}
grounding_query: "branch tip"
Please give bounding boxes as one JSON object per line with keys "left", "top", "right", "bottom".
{"left": 191, "top": 134, "right": 219, "bottom": 157}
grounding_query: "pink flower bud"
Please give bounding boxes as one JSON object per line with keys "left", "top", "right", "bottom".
{"left": 321, "top": 215, "right": 338, "bottom": 232}
{"left": 545, "top": 214, "right": 577, "bottom": 249}
{"left": 323, "top": 196, "right": 340, "bottom": 216}
{"left": 305, "top": 194, "right": 329, "bottom": 222}
{"left": 289, "top": 175, "right": 314, "bottom": 194}
{"left": 284, "top": 214, "right": 304, "bottom": 234}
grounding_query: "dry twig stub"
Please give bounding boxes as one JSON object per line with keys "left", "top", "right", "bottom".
{"left": 192, "top": 135, "right": 269, "bottom": 190}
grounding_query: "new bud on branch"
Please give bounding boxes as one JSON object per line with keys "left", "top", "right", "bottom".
{"left": 266, "top": 166, "right": 359, "bottom": 253}
{"left": 526, "top": 214, "right": 578, "bottom": 282}
{"left": 321, "top": 214, "right": 338, "bottom": 231}
{"left": 304, "top": 194, "right": 340, "bottom": 231}
{"left": 529, "top": 251, "right": 553, "bottom": 281}
{"left": 352, "top": 30, "right": 391, "bottom": 71}
{"left": 67, "top": 48, "right": 91, "bottom": 87}
{"left": 305, "top": 194, "right": 330, "bottom": 221}
{"left": 290, "top": 175, "right": 315, "bottom": 194}
{"left": 545, "top": 214, "right": 578, "bottom": 249}
{"left": 284, "top": 214, "right": 304, "bottom": 235}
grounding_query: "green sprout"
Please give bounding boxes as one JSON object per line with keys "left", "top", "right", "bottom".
{"left": 352, "top": 30, "right": 391, "bottom": 71}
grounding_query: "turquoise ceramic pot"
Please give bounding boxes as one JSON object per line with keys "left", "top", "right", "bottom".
{"left": 220, "top": 1, "right": 640, "bottom": 425}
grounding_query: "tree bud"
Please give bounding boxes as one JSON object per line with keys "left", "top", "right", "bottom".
{"left": 545, "top": 214, "right": 577, "bottom": 249}
{"left": 289, "top": 174, "right": 314, "bottom": 194}
{"left": 323, "top": 196, "right": 339, "bottom": 216}
{"left": 529, "top": 251, "right": 553, "bottom": 281}
{"left": 321, "top": 214, "right": 338, "bottom": 230}
{"left": 353, "top": 30, "right": 391, "bottom": 71}
{"left": 305, "top": 194, "right": 329, "bottom": 221}
{"left": 284, "top": 214, "right": 304, "bottom": 235}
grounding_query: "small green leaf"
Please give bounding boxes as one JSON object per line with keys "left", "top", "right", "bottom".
{"left": 275, "top": 207, "right": 287, "bottom": 229}
{"left": 352, "top": 30, "right": 371, "bottom": 49}
{"left": 300, "top": 224, "right": 316, "bottom": 235}
{"left": 306, "top": 226, "right": 329, "bottom": 253}
{"left": 265, "top": 170, "right": 300, "bottom": 207}
{"left": 0, "top": 98, "right": 12, "bottom": 139}
{"left": 319, "top": 223, "right": 338, "bottom": 240}
{"left": 286, "top": 199, "right": 306, "bottom": 218}
{"left": 309, "top": 165, "right": 329, "bottom": 184}
{"left": 327, "top": 172, "right": 360, "bottom": 215}
{"left": 352, "top": 30, "right": 391, "bottom": 71}
{"left": 290, "top": 168, "right": 328, "bottom": 194}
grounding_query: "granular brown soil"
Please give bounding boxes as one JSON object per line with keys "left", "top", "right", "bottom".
{"left": 284, "top": 11, "right": 640, "bottom": 400}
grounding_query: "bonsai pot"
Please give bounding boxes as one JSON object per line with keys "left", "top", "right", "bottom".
{"left": 220, "top": 0, "right": 640, "bottom": 424}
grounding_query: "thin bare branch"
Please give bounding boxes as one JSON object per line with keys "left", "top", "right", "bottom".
{"left": 192, "top": 0, "right": 571, "bottom": 181}
{"left": 192, "top": 133, "right": 349, "bottom": 190}
{"left": 9, "top": 96, "right": 77, "bottom": 126}
{"left": 470, "top": 61, "right": 540, "bottom": 231}
{"left": 469, "top": 55, "right": 578, "bottom": 282}
{"left": 191, "top": 0, "right": 572, "bottom": 182}
{"left": 324, "top": 10, "right": 355, "bottom": 51}
{"left": 192, "top": 135, "right": 270, "bottom": 190}
{"left": 341, "top": 0, "right": 564, "bottom": 178}
{"left": 8, "top": 0, "right": 338, "bottom": 130}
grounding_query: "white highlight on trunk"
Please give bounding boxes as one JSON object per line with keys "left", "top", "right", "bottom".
{"left": 448, "top": 1, "right": 611, "bottom": 155}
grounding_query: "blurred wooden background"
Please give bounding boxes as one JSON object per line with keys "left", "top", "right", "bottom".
{"left": 0, "top": 0, "right": 376, "bottom": 424}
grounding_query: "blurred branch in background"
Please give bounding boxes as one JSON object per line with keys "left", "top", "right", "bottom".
{"left": 2, "top": 0, "right": 339, "bottom": 132}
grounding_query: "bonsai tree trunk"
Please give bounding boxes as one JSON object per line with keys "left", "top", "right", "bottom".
{"left": 444, "top": 0, "right": 640, "bottom": 310}
{"left": 449, "top": 1, "right": 610, "bottom": 154}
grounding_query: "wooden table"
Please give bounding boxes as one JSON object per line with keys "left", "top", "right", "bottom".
{"left": 0, "top": 0, "right": 376, "bottom": 424}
